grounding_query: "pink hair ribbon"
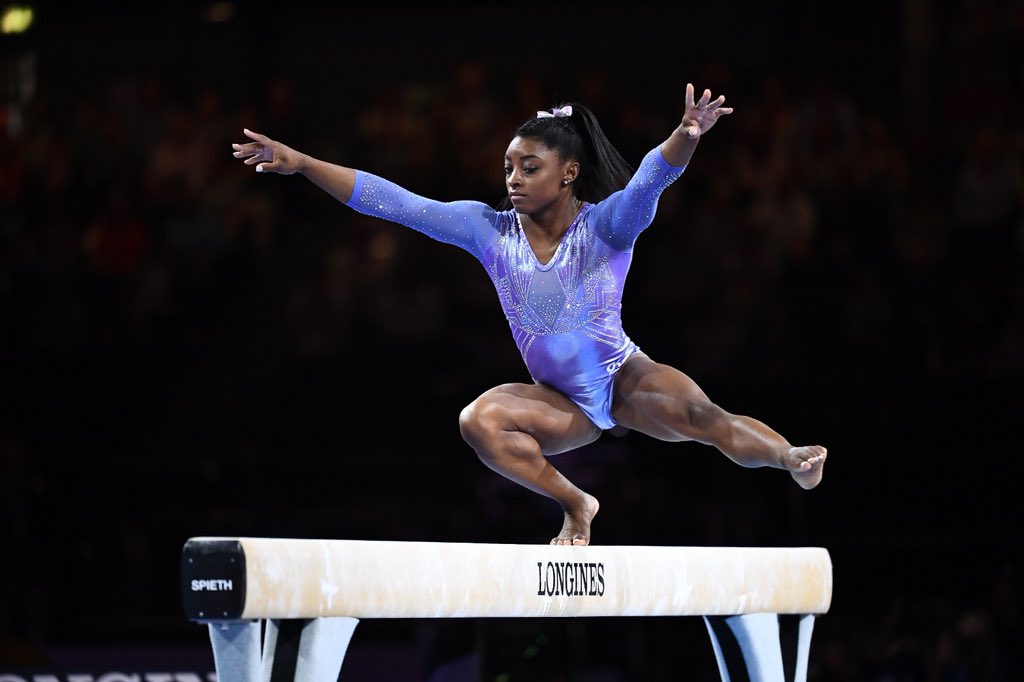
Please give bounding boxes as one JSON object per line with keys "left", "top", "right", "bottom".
{"left": 536, "top": 105, "right": 573, "bottom": 118}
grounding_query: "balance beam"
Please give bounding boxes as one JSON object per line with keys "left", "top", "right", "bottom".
{"left": 181, "top": 538, "right": 832, "bottom": 681}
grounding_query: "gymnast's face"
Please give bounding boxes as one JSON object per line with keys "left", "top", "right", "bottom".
{"left": 504, "top": 136, "right": 578, "bottom": 213}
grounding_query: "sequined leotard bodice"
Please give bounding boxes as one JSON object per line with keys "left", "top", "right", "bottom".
{"left": 346, "top": 146, "right": 686, "bottom": 429}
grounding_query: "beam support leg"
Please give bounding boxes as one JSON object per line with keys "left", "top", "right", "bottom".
{"left": 704, "top": 613, "right": 817, "bottom": 682}
{"left": 208, "top": 620, "right": 262, "bottom": 682}
{"left": 792, "top": 614, "right": 816, "bottom": 682}
{"left": 263, "top": 617, "right": 360, "bottom": 682}
{"left": 705, "top": 612, "right": 783, "bottom": 681}
{"left": 208, "top": 617, "right": 359, "bottom": 682}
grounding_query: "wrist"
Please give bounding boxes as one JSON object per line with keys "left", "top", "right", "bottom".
{"left": 673, "top": 122, "right": 700, "bottom": 142}
{"left": 661, "top": 130, "right": 698, "bottom": 168}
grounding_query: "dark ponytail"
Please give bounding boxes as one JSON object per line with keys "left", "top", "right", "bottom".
{"left": 499, "top": 103, "right": 633, "bottom": 208}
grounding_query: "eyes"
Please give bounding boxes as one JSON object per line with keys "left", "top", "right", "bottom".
{"left": 504, "top": 165, "right": 538, "bottom": 177}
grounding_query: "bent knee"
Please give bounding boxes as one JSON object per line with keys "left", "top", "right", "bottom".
{"left": 458, "top": 398, "right": 508, "bottom": 449}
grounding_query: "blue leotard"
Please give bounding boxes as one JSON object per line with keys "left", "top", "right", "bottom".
{"left": 346, "top": 146, "right": 685, "bottom": 429}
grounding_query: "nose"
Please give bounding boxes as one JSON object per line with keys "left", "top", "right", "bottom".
{"left": 507, "top": 168, "right": 522, "bottom": 188}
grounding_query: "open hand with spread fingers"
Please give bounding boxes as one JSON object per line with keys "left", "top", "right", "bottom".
{"left": 231, "top": 128, "right": 305, "bottom": 175}
{"left": 681, "top": 83, "right": 734, "bottom": 139}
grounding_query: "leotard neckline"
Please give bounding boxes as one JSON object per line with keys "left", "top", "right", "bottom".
{"left": 515, "top": 204, "right": 590, "bottom": 271}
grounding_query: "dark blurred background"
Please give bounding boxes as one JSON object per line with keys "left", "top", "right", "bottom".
{"left": 1, "top": 1, "right": 1022, "bottom": 680}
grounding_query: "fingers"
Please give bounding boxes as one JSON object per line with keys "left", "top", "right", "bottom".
{"left": 232, "top": 143, "right": 268, "bottom": 166}
{"left": 686, "top": 86, "right": 732, "bottom": 113}
{"left": 233, "top": 128, "right": 274, "bottom": 171}
{"left": 698, "top": 88, "right": 712, "bottom": 109}
{"left": 243, "top": 127, "right": 269, "bottom": 143}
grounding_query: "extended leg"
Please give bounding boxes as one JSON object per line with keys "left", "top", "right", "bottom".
{"left": 613, "top": 355, "right": 826, "bottom": 489}
{"left": 459, "top": 383, "right": 603, "bottom": 545}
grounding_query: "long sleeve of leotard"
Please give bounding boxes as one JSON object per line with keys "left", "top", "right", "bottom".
{"left": 344, "top": 171, "right": 501, "bottom": 260}
{"left": 588, "top": 145, "right": 687, "bottom": 251}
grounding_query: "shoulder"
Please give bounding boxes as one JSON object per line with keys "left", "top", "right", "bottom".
{"left": 576, "top": 201, "right": 606, "bottom": 234}
{"left": 494, "top": 208, "right": 518, "bottom": 234}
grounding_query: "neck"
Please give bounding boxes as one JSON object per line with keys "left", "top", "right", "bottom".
{"left": 525, "top": 195, "right": 582, "bottom": 238}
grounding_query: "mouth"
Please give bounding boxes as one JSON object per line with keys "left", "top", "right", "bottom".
{"left": 509, "top": 193, "right": 526, "bottom": 201}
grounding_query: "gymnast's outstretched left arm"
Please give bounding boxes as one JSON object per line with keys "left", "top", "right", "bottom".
{"left": 660, "top": 82, "right": 733, "bottom": 168}
{"left": 588, "top": 83, "right": 734, "bottom": 250}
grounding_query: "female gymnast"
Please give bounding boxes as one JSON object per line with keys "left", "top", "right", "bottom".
{"left": 233, "top": 83, "right": 826, "bottom": 546}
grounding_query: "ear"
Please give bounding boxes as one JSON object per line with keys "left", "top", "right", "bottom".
{"left": 562, "top": 161, "right": 580, "bottom": 185}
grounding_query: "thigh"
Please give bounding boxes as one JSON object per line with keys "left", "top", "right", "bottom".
{"left": 469, "top": 383, "right": 603, "bottom": 456}
{"left": 611, "top": 353, "right": 716, "bottom": 442}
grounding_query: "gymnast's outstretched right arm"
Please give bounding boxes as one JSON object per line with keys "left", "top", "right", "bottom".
{"left": 233, "top": 128, "right": 358, "bottom": 203}
{"left": 232, "top": 128, "right": 499, "bottom": 258}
